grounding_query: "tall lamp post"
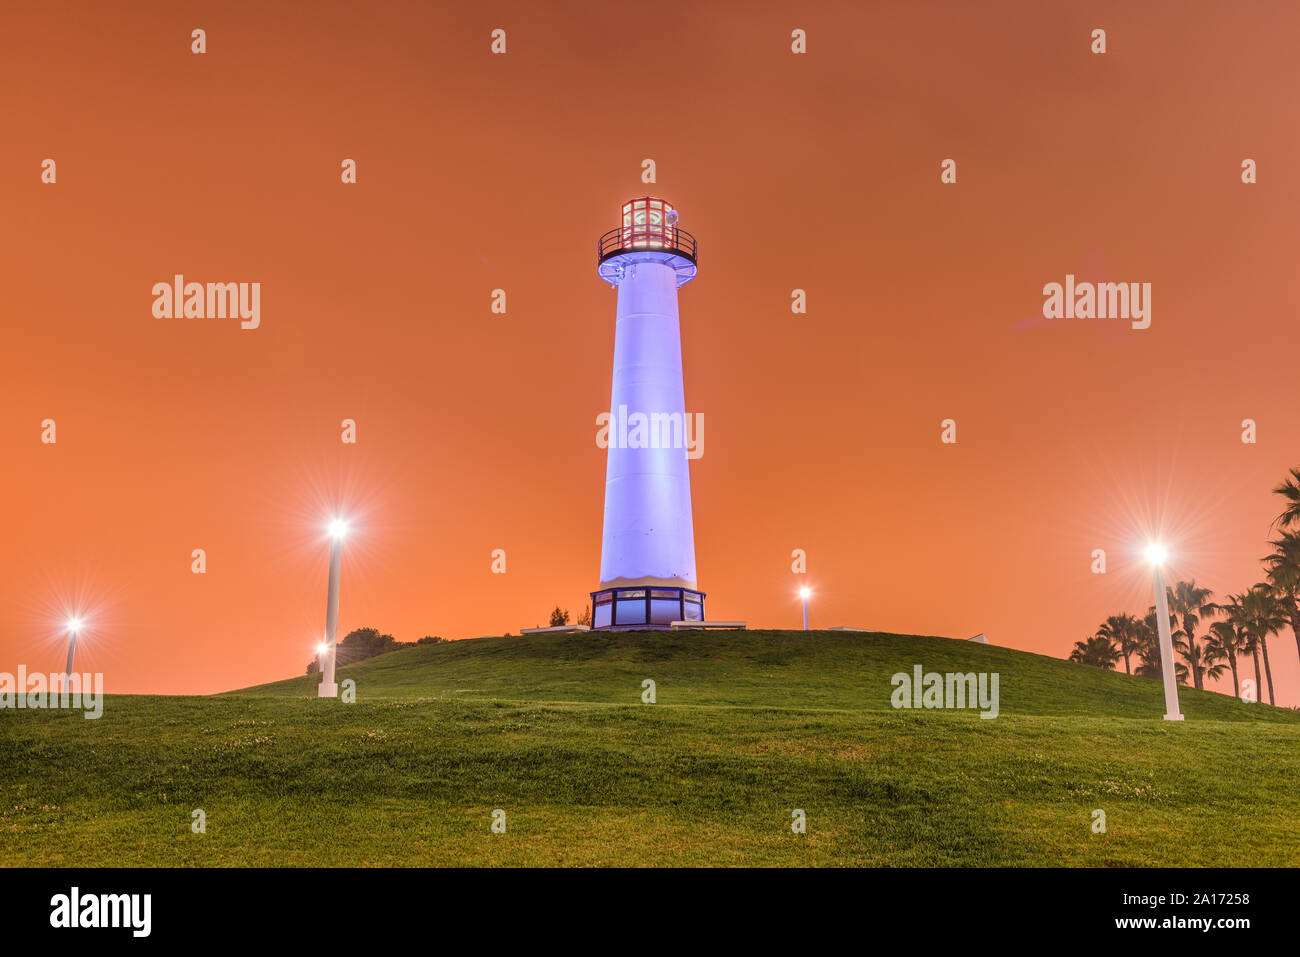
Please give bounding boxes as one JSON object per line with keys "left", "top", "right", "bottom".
{"left": 800, "top": 587, "right": 811, "bottom": 631}
{"left": 318, "top": 519, "right": 347, "bottom": 698}
{"left": 63, "top": 617, "right": 82, "bottom": 693}
{"left": 1147, "top": 544, "right": 1184, "bottom": 721}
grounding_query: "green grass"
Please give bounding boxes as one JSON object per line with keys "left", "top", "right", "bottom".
{"left": 2, "top": 630, "right": 1297, "bottom": 866}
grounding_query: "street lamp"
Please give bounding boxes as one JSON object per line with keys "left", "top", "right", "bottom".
{"left": 799, "top": 587, "right": 811, "bottom": 631}
{"left": 318, "top": 519, "right": 347, "bottom": 698}
{"left": 1146, "top": 543, "right": 1184, "bottom": 721}
{"left": 63, "top": 617, "right": 82, "bottom": 693}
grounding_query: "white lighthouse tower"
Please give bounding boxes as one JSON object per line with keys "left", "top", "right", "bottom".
{"left": 591, "top": 197, "right": 706, "bottom": 629}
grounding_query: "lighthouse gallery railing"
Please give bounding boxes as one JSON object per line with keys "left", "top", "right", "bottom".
{"left": 598, "top": 225, "right": 697, "bottom": 264}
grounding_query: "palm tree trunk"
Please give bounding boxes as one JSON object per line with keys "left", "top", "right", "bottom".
{"left": 1289, "top": 597, "right": 1300, "bottom": 668}
{"left": 1227, "top": 650, "right": 1239, "bottom": 698}
{"left": 1184, "top": 619, "right": 1203, "bottom": 690}
{"left": 1252, "top": 649, "right": 1262, "bottom": 702}
{"left": 1122, "top": 651, "right": 1131, "bottom": 675}
{"left": 1261, "top": 636, "right": 1276, "bottom": 705}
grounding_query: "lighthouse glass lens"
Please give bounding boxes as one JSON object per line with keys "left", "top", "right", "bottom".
{"left": 648, "top": 209, "right": 664, "bottom": 245}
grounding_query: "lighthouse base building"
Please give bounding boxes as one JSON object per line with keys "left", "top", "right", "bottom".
{"left": 590, "top": 197, "right": 706, "bottom": 630}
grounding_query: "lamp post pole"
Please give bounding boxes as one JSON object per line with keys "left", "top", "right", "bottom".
{"left": 1150, "top": 551, "right": 1183, "bottom": 721}
{"left": 800, "top": 589, "right": 810, "bottom": 631}
{"left": 63, "top": 621, "right": 80, "bottom": 694}
{"left": 318, "top": 524, "right": 344, "bottom": 698}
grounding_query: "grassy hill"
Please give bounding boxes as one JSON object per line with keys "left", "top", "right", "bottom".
{"left": 237, "top": 629, "right": 1299, "bottom": 720}
{"left": 2, "top": 630, "right": 1297, "bottom": 866}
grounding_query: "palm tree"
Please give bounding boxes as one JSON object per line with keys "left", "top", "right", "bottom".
{"left": 1237, "top": 584, "right": 1286, "bottom": 706}
{"left": 1133, "top": 614, "right": 1159, "bottom": 677}
{"left": 1208, "top": 608, "right": 1249, "bottom": 699}
{"left": 1069, "top": 634, "right": 1120, "bottom": 669}
{"left": 1271, "top": 466, "right": 1300, "bottom": 529}
{"left": 1097, "top": 614, "right": 1144, "bottom": 674}
{"left": 1165, "top": 580, "right": 1217, "bottom": 690}
{"left": 1225, "top": 592, "right": 1265, "bottom": 703}
{"left": 1263, "top": 529, "right": 1300, "bottom": 668}
{"left": 1179, "top": 632, "right": 1228, "bottom": 689}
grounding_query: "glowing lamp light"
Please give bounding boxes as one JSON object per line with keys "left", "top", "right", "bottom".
{"left": 799, "top": 587, "right": 811, "bottom": 600}
{"left": 328, "top": 518, "right": 349, "bottom": 540}
{"left": 316, "top": 643, "right": 328, "bottom": 656}
{"left": 62, "top": 615, "right": 85, "bottom": 691}
{"left": 1145, "top": 543, "right": 1168, "bottom": 565}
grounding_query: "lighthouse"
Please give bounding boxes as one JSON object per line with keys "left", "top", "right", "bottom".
{"left": 590, "top": 197, "right": 706, "bottom": 629}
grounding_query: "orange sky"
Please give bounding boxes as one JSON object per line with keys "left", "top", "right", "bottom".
{"left": 2, "top": 1, "right": 1298, "bottom": 705}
